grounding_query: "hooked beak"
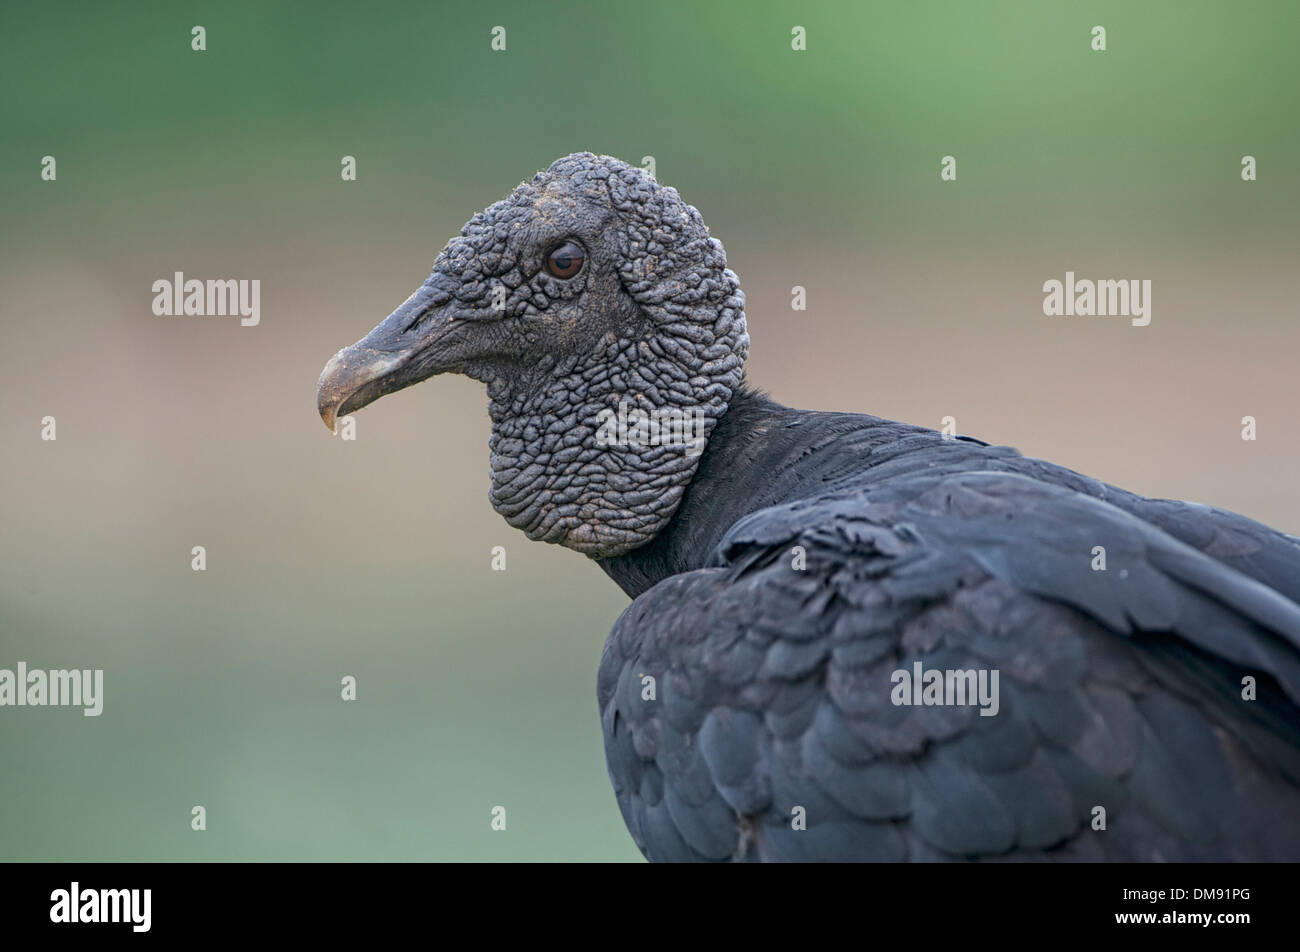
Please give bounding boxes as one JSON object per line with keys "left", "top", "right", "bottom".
{"left": 316, "top": 277, "right": 456, "bottom": 434}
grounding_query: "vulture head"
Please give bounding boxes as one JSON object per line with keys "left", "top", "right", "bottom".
{"left": 317, "top": 153, "right": 749, "bottom": 557}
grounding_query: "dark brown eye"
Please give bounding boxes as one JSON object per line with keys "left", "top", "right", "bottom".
{"left": 546, "top": 241, "right": 585, "bottom": 279}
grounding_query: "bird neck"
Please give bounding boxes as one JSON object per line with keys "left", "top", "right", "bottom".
{"left": 592, "top": 385, "right": 804, "bottom": 595}
{"left": 483, "top": 346, "right": 731, "bottom": 558}
{"left": 595, "top": 386, "right": 922, "bottom": 598}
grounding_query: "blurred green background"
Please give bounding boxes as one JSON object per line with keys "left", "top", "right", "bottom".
{"left": 1, "top": 1, "right": 1297, "bottom": 860}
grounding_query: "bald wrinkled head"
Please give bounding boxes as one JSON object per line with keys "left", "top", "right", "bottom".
{"left": 317, "top": 153, "right": 749, "bottom": 557}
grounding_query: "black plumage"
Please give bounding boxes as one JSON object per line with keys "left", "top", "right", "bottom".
{"left": 597, "top": 391, "right": 1300, "bottom": 860}
{"left": 317, "top": 153, "right": 1300, "bottom": 861}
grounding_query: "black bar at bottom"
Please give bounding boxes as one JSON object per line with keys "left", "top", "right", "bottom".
{"left": 1, "top": 861, "right": 1283, "bottom": 939}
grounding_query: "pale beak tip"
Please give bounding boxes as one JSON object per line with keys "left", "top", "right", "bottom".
{"left": 317, "top": 352, "right": 347, "bottom": 435}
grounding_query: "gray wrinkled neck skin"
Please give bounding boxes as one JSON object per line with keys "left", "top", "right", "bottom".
{"left": 480, "top": 157, "right": 748, "bottom": 558}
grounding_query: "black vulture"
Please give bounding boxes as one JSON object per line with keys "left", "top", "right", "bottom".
{"left": 317, "top": 153, "right": 1300, "bottom": 861}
